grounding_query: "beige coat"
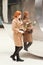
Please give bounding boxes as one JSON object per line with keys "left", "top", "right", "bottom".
{"left": 12, "top": 18, "right": 24, "bottom": 47}
{"left": 23, "top": 19, "right": 33, "bottom": 42}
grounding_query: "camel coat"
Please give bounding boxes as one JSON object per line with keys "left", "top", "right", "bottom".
{"left": 12, "top": 18, "right": 24, "bottom": 47}
{"left": 23, "top": 19, "right": 33, "bottom": 42}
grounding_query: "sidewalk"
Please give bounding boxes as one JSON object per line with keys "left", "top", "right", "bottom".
{"left": 2, "top": 23, "right": 43, "bottom": 57}
{"left": 0, "top": 29, "right": 43, "bottom": 65}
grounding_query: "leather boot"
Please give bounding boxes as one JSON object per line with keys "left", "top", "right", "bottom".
{"left": 16, "top": 46, "right": 24, "bottom": 62}
{"left": 24, "top": 42, "right": 28, "bottom": 51}
{"left": 27, "top": 42, "right": 32, "bottom": 48}
{"left": 26, "top": 42, "right": 32, "bottom": 51}
{"left": 10, "top": 46, "right": 24, "bottom": 62}
{"left": 24, "top": 42, "right": 32, "bottom": 51}
{"left": 10, "top": 46, "right": 18, "bottom": 61}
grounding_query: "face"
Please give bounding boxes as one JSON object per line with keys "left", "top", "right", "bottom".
{"left": 17, "top": 15, "right": 21, "bottom": 19}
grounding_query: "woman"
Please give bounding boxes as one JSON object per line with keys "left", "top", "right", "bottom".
{"left": 23, "top": 11, "right": 33, "bottom": 51}
{"left": 10, "top": 11, "right": 25, "bottom": 62}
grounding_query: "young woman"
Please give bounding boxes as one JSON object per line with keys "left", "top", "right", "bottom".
{"left": 10, "top": 11, "right": 25, "bottom": 62}
{"left": 23, "top": 11, "right": 33, "bottom": 51}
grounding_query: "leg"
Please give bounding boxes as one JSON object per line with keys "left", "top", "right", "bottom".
{"left": 10, "top": 46, "right": 18, "bottom": 61}
{"left": 10, "top": 46, "right": 24, "bottom": 62}
{"left": 16, "top": 46, "right": 24, "bottom": 62}
{"left": 26, "top": 42, "right": 32, "bottom": 51}
{"left": 24, "top": 42, "right": 28, "bottom": 51}
{"left": 27, "top": 42, "right": 32, "bottom": 48}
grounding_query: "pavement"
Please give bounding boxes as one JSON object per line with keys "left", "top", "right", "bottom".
{"left": 0, "top": 29, "right": 43, "bottom": 65}
{"left": 0, "top": 20, "right": 43, "bottom": 65}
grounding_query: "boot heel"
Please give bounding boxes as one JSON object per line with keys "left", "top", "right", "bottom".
{"left": 17, "top": 58, "right": 24, "bottom": 62}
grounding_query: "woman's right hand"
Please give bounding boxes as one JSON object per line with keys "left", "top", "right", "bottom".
{"left": 19, "top": 29, "right": 24, "bottom": 34}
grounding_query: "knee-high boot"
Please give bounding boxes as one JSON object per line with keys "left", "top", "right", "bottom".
{"left": 16, "top": 46, "right": 24, "bottom": 62}
{"left": 10, "top": 46, "right": 18, "bottom": 60}
{"left": 27, "top": 42, "right": 32, "bottom": 48}
{"left": 10, "top": 46, "right": 24, "bottom": 62}
{"left": 24, "top": 42, "right": 28, "bottom": 51}
{"left": 24, "top": 42, "right": 32, "bottom": 51}
{"left": 26, "top": 42, "right": 32, "bottom": 51}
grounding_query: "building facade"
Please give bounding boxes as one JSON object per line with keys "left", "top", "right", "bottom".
{"left": 0, "top": 0, "right": 22, "bottom": 24}
{"left": 0, "top": 0, "right": 43, "bottom": 25}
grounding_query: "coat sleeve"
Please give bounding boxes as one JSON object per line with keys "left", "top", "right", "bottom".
{"left": 12, "top": 19, "right": 24, "bottom": 34}
{"left": 18, "top": 22, "right": 25, "bottom": 33}
{"left": 27, "top": 24, "right": 33, "bottom": 29}
{"left": 12, "top": 19, "right": 19, "bottom": 32}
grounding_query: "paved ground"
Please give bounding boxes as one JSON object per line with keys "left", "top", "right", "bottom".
{"left": 0, "top": 29, "right": 43, "bottom": 65}
{"left": 33, "top": 21, "right": 43, "bottom": 41}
